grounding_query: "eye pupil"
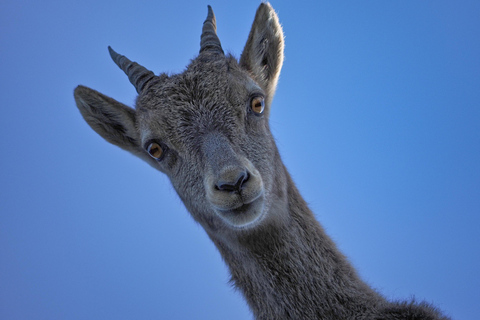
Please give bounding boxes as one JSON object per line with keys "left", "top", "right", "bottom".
{"left": 147, "top": 142, "right": 164, "bottom": 160}
{"left": 251, "top": 96, "right": 265, "bottom": 114}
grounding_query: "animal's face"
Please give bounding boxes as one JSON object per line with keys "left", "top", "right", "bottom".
{"left": 74, "top": 3, "right": 284, "bottom": 232}
{"left": 135, "top": 56, "right": 278, "bottom": 229}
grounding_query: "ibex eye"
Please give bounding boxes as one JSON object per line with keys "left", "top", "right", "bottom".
{"left": 250, "top": 96, "right": 265, "bottom": 115}
{"left": 146, "top": 142, "right": 165, "bottom": 160}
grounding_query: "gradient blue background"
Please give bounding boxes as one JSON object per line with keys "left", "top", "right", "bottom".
{"left": 1, "top": 1, "right": 479, "bottom": 319}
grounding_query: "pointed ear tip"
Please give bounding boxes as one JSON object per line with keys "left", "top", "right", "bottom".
{"left": 258, "top": 2, "right": 274, "bottom": 12}
{"left": 73, "top": 86, "right": 96, "bottom": 107}
{"left": 255, "top": 2, "right": 280, "bottom": 25}
{"left": 74, "top": 83, "right": 94, "bottom": 93}
{"left": 74, "top": 85, "right": 87, "bottom": 97}
{"left": 74, "top": 86, "right": 89, "bottom": 107}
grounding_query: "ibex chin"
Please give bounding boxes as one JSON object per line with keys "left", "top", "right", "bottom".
{"left": 74, "top": 3, "right": 450, "bottom": 319}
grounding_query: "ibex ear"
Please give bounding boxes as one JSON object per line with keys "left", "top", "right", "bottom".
{"left": 240, "top": 2, "right": 284, "bottom": 107}
{"left": 74, "top": 85, "right": 146, "bottom": 160}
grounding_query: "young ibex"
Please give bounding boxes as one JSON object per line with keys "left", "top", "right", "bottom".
{"left": 74, "top": 3, "right": 450, "bottom": 319}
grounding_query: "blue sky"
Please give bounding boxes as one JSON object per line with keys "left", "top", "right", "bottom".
{"left": 1, "top": 0, "right": 479, "bottom": 319}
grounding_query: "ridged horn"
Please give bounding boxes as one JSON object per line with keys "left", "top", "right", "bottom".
{"left": 200, "top": 5, "right": 224, "bottom": 54}
{"left": 108, "top": 46, "right": 156, "bottom": 93}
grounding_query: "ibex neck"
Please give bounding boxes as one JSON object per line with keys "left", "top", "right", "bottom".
{"left": 210, "top": 171, "right": 383, "bottom": 319}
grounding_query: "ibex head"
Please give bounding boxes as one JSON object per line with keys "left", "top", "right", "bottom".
{"left": 74, "top": 3, "right": 285, "bottom": 232}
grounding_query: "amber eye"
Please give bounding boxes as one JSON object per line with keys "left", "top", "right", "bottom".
{"left": 146, "top": 142, "right": 164, "bottom": 160}
{"left": 251, "top": 96, "right": 265, "bottom": 115}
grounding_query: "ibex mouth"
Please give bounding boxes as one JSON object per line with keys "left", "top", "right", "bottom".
{"left": 214, "top": 194, "right": 265, "bottom": 228}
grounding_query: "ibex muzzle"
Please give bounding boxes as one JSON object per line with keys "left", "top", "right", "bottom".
{"left": 202, "top": 133, "right": 265, "bottom": 228}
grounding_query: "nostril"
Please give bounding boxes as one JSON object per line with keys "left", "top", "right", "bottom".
{"left": 236, "top": 171, "right": 249, "bottom": 190}
{"left": 216, "top": 170, "right": 249, "bottom": 193}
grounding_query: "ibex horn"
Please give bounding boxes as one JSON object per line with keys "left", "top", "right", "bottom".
{"left": 108, "top": 46, "right": 156, "bottom": 93}
{"left": 200, "top": 6, "right": 224, "bottom": 54}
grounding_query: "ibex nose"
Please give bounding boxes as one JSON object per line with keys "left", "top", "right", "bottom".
{"left": 215, "top": 170, "right": 250, "bottom": 193}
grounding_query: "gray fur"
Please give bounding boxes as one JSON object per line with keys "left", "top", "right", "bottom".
{"left": 74, "top": 3, "right": 450, "bottom": 319}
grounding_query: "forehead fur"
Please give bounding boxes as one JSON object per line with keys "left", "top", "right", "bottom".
{"left": 135, "top": 54, "right": 260, "bottom": 150}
